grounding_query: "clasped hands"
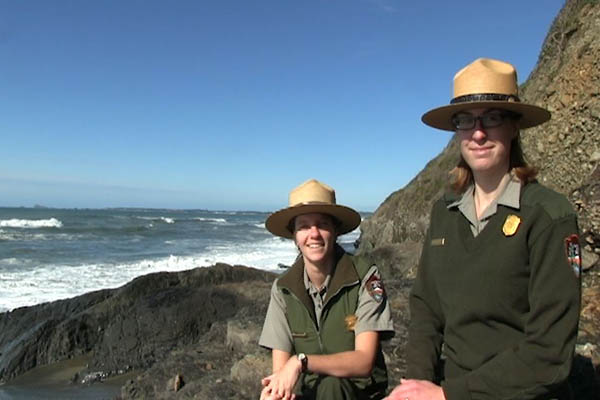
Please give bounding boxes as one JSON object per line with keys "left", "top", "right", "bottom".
{"left": 260, "top": 356, "right": 302, "bottom": 400}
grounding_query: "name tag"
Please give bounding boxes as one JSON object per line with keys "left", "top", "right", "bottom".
{"left": 431, "top": 238, "right": 445, "bottom": 246}
{"left": 292, "top": 332, "right": 308, "bottom": 338}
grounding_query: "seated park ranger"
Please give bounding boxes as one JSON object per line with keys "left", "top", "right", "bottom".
{"left": 259, "top": 178, "right": 394, "bottom": 400}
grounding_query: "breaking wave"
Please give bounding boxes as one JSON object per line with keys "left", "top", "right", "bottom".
{"left": 0, "top": 218, "right": 63, "bottom": 229}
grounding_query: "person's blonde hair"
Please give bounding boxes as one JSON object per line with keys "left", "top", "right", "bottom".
{"left": 450, "top": 134, "right": 537, "bottom": 193}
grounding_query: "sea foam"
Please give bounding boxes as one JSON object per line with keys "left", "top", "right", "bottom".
{"left": 0, "top": 237, "right": 297, "bottom": 311}
{"left": 0, "top": 218, "right": 63, "bottom": 228}
{"left": 136, "top": 216, "right": 175, "bottom": 224}
{"left": 0, "top": 208, "right": 363, "bottom": 312}
{"left": 195, "top": 217, "right": 227, "bottom": 223}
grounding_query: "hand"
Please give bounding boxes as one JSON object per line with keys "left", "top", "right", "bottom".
{"left": 260, "top": 380, "right": 292, "bottom": 400}
{"left": 259, "top": 357, "right": 302, "bottom": 400}
{"left": 385, "top": 379, "right": 446, "bottom": 400}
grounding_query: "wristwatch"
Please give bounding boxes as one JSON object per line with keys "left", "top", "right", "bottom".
{"left": 297, "top": 353, "right": 308, "bottom": 372}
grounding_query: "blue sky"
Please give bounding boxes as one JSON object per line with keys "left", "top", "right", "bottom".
{"left": 1, "top": 0, "right": 565, "bottom": 211}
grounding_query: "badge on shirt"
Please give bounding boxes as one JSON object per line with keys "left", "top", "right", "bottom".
{"left": 565, "top": 234, "right": 582, "bottom": 278}
{"left": 366, "top": 273, "right": 385, "bottom": 303}
{"left": 502, "top": 214, "right": 521, "bottom": 236}
{"left": 345, "top": 314, "right": 357, "bottom": 331}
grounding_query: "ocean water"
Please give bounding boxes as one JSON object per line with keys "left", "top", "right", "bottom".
{"left": 0, "top": 207, "right": 364, "bottom": 312}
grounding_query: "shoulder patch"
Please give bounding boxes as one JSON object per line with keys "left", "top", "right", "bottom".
{"left": 565, "top": 234, "right": 582, "bottom": 278}
{"left": 366, "top": 273, "right": 386, "bottom": 302}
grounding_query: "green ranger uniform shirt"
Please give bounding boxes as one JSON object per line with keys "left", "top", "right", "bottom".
{"left": 407, "top": 179, "right": 582, "bottom": 400}
{"left": 259, "top": 245, "right": 394, "bottom": 397}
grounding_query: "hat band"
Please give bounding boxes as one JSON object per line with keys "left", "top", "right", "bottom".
{"left": 450, "top": 93, "right": 520, "bottom": 104}
{"left": 290, "top": 201, "right": 334, "bottom": 207}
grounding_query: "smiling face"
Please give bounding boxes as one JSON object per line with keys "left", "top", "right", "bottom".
{"left": 455, "top": 108, "right": 518, "bottom": 178}
{"left": 293, "top": 213, "right": 337, "bottom": 269}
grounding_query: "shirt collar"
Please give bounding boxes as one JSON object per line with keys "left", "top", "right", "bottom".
{"left": 496, "top": 175, "right": 521, "bottom": 209}
{"left": 303, "top": 266, "right": 331, "bottom": 295}
{"left": 448, "top": 173, "right": 522, "bottom": 211}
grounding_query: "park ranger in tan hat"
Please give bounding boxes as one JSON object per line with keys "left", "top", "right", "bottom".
{"left": 265, "top": 178, "right": 361, "bottom": 239}
{"left": 388, "top": 58, "right": 581, "bottom": 400}
{"left": 259, "top": 179, "right": 394, "bottom": 400}
{"left": 421, "top": 57, "right": 550, "bottom": 131}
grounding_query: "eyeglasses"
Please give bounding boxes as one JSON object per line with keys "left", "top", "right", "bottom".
{"left": 451, "top": 112, "right": 520, "bottom": 130}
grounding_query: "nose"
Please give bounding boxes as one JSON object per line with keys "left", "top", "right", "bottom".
{"left": 308, "top": 225, "right": 320, "bottom": 236}
{"left": 472, "top": 119, "right": 487, "bottom": 141}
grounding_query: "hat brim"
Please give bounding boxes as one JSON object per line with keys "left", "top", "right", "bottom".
{"left": 422, "top": 101, "right": 551, "bottom": 131}
{"left": 265, "top": 203, "right": 361, "bottom": 239}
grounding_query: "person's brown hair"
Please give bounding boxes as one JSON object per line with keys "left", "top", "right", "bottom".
{"left": 450, "top": 134, "right": 538, "bottom": 193}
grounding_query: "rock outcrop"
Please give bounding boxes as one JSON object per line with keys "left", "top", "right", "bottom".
{"left": 0, "top": 264, "right": 277, "bottom": 396}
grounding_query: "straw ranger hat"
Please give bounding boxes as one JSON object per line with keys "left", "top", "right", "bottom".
{"left": 422, "top": 58, "right": 551, "bottom": 131}
{"left": 265, "top": 179, "right": 361, "bottom": 239}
